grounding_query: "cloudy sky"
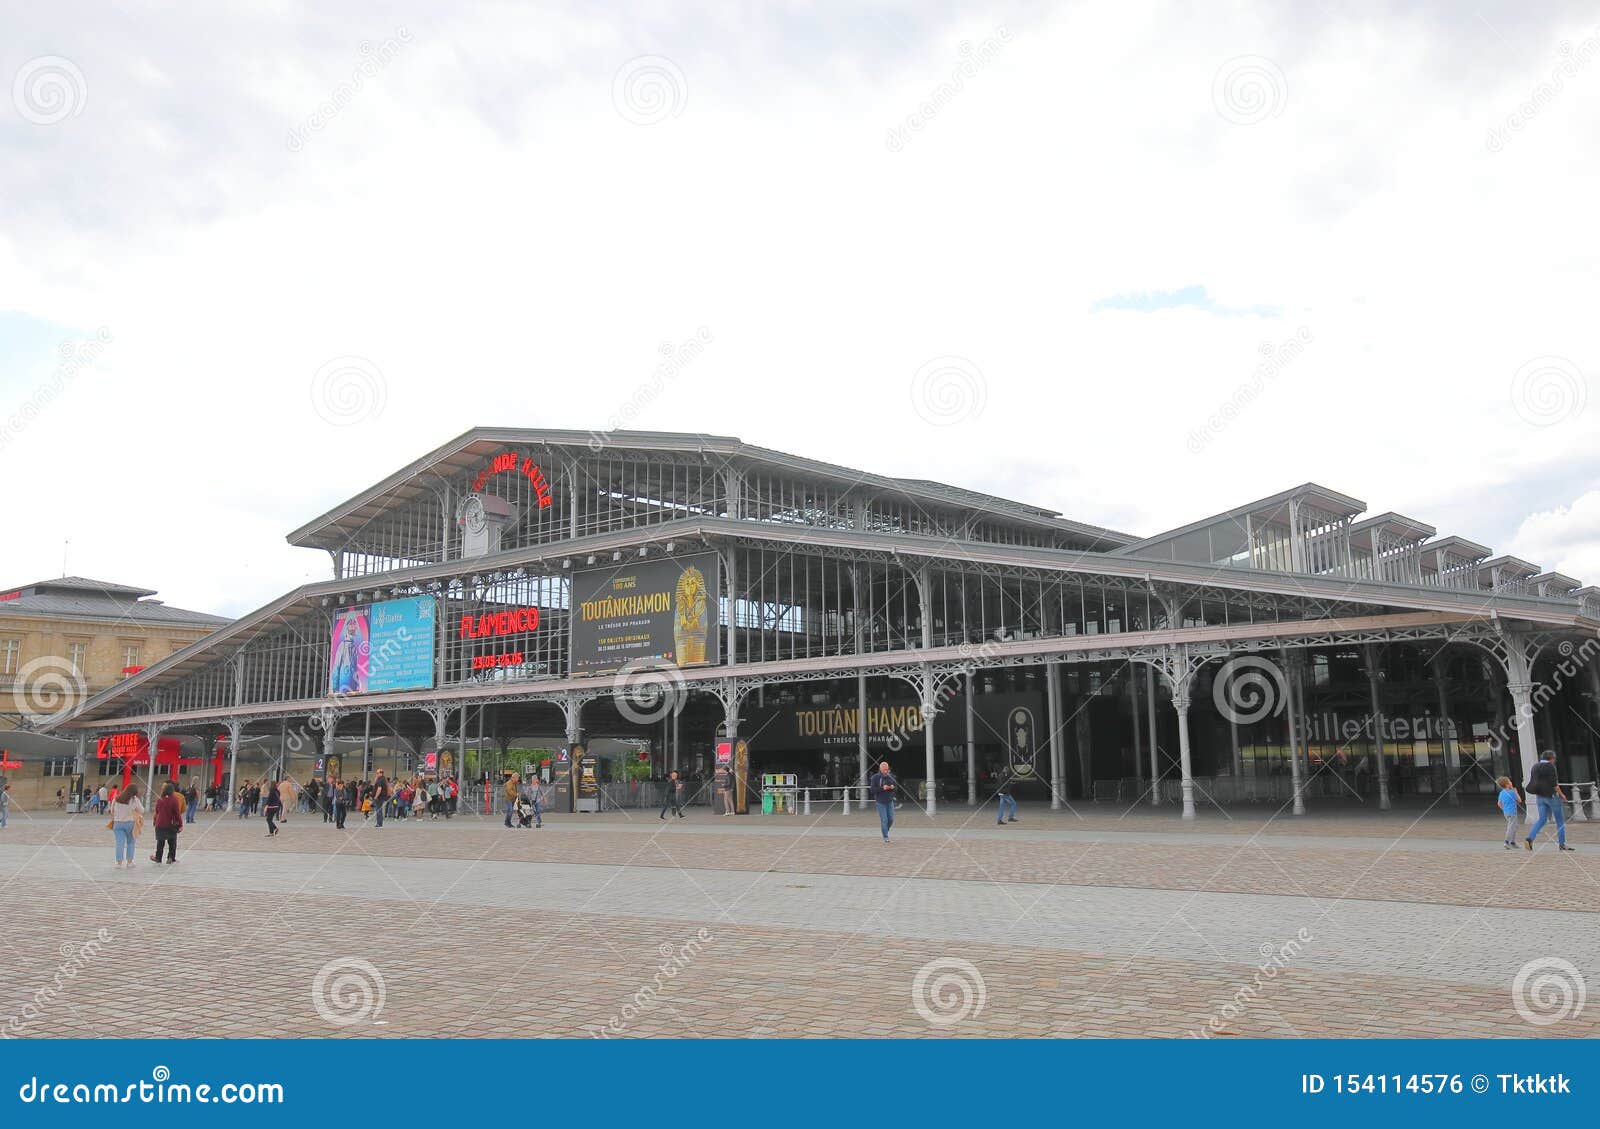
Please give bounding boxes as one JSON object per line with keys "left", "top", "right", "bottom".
{"left": 3, "top": 0, "right": 1598, "bottom": 618}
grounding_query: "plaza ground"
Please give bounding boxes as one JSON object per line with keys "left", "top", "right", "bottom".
{"left": 0, "top": 802, "right": 1596, "bottom": 1038}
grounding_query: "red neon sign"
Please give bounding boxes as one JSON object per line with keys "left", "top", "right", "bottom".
{"left": 469, "top": 450, "right": 553, "bottom": 508}
{"left": 471, "top": 651, "right": 525, "bottom": 671}
{"left": 0, "top": 751, "right": 21, "bottom": 769}
{"left": 95, "top": 733, "right": 192, "bottom": 767}
{"left": 0, "top": 590, "right": 20, "bottom": 602}
{"left": 460, "top": 608, "right": 540, "bottom": 639}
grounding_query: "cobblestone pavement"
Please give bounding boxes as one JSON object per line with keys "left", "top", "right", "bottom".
{"left": 0, "top": 805, "right": 1595, "bottom": 1039}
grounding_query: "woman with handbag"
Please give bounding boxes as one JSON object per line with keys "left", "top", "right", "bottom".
{"left": 109, "top": 782, "right": 144, "bottom": 868}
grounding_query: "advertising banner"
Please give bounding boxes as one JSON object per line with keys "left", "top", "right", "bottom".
{"left": 576, "top": 753, "right": 599, "bottom": 812}
{"left": 329, "top": 595, "right": 436, "bottom": 694}
{"left": 569, "top": 552, "right": 720, "bottom": 674}
{"left": 1006, "top": 706, "right": 1038, "bottom": 778}
{"left": 739, "top": 690, "right": 1047, "bottom": 753}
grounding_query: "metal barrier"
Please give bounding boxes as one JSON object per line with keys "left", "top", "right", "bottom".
{"left": 792, "top": 786, "right": 860, "bottom": 815}
{"left": 1559, "top": 781, "right": 1598, "bottom": 821}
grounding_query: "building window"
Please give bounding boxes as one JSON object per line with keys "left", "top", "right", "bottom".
{"left": 0, "top": 638, "right": 19, "bottom": 675}
{"left": 67, "top": 641, "right": 89, "bottom": 672}
{"left": 122, "top": 644, "right": 141, "bottom": 671}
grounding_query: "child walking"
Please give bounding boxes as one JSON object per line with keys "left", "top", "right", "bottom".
{"left": 1496, "top": 776, "right": 1520, "bottom": 849}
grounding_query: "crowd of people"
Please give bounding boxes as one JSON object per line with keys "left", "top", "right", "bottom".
{"left": 227, "top": 772, "right": 466, "bottom": 830}
{"left": 67, "top": 750, "right": 1592, "bottom": 866}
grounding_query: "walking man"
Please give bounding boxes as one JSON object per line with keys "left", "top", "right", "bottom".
{"left": 372, "top": 771, "right": 389, "bottom": 827}
{"left": 1525, "top": 750, "right": 1576, "bottom": 852}
{"left": 659, "top": 771, "right": 684, "bottom": 820}
{"left": 869, "top": 760, "right": 898, "bottom": 842}
{"left": 996, "top": 776, "right": 1018, "bottom": 825}
{"left": 503, "top": 772, "right": 520, "bottom": 829}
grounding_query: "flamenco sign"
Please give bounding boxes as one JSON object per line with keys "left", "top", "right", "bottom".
{"left": 459, "top": 607, "right": 540, "bottom": 638}
{"left": 469, "top": 451, "right": 553, "bottom": 508}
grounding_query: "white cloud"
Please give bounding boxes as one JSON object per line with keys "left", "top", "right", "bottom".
{"left": 2, "top": 1, "right": 1599, "bottom": 616}
{"left": 1506, "top": 490, "right": 1600, "bottom": 584}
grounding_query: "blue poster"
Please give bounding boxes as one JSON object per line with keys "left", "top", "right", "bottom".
{"left": 361, "top": 596, "right": 435, "bottom": 692}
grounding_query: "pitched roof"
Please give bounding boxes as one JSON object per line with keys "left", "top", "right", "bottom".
{"left": 0, "top": 577, "right": 229, "bottom": 628}
{"left": 286, "top": 427, "right": 1141, "bottom": 551}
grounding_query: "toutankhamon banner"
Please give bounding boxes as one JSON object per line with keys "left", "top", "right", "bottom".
{"left": 569, "top": 552, "right": 720, "bottom": 674}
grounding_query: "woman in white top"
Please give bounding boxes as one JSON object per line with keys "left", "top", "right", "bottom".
{"left": 110, "top": 782, "right": 144, "bottom": 868}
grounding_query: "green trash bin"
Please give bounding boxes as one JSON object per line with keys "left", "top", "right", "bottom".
{"left": 761, "top": 791, "right": 774, "bottom": 815}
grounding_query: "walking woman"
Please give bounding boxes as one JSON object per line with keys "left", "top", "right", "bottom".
{"left": 263, "top": 778, "right": 284, "bottom": 837}
{"left": 152, "top": 782, "right": 182, "bottom": 864}
{"left": 110, "top": 782, "right": 144, "bottom": 868}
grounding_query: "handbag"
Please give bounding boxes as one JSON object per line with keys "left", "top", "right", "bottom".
{"left": 106, "top": 817, "right": 114, "bottom": 830}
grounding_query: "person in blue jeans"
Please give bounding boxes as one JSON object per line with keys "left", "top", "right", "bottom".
{"left": 869, "top": 760, "right": 898, "bottom": 841}
{"left": 996, "top": 778, "right": 1018, "bottom": 825}
{"left": 1524, "top": 750, "right": 1575, "bottom": 852}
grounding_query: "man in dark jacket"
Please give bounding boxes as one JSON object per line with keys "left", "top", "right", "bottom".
{"left": 1525, "top": 750, "right": 1575, "bottom": 851}
{"left": 659, "top": 771, "right": 684, "bottom": 820}
{"left": 152, "top": 783, "right": 183, "bottom": 863}
{"left": 373, "top": 772, "right": 390, "bottom": 827}
{"left": 869, "top": 761, "right": 898, "bottom": 841}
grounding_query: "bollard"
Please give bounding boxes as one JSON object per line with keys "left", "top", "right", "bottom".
{"left": 1589, "top": 783, "right": 1600, "bottom": 820}
{"left": 1572, "top": 786, "right": 1589, "bottom": 822}
{"left": 841, "top": 789, "right": 850, "bottom": 815}
{"left": 802, "top": 789, "right": 810, "bottom": 815}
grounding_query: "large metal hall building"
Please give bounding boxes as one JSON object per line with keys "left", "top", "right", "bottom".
{"left": 46, "top": 428, "right": 1600, "bottom": 818}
